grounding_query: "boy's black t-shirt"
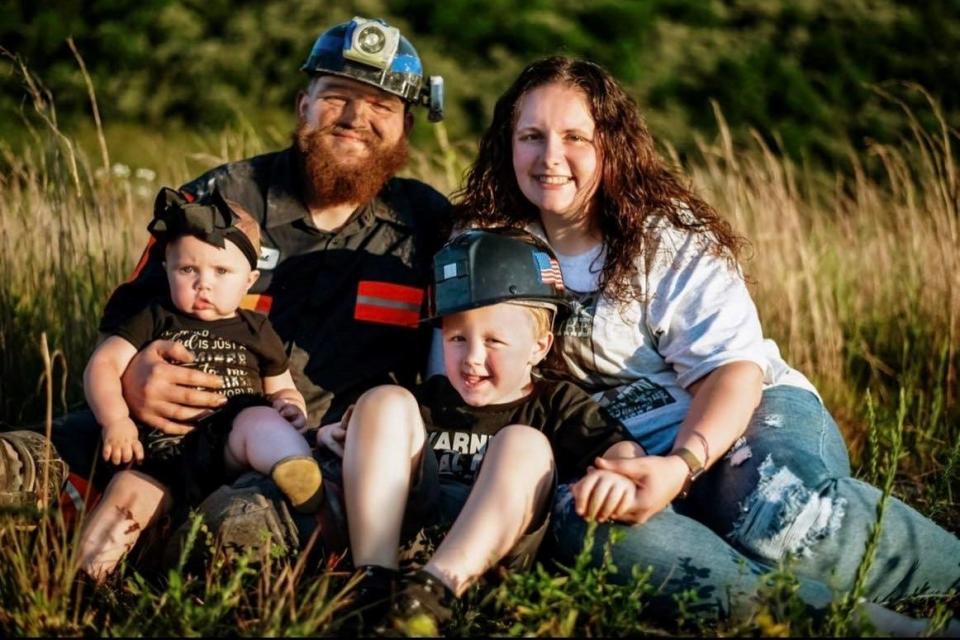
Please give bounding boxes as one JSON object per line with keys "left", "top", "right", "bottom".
{"left": 112, "top": 300, "right": 289, "bottom": 397}
{"left": 416, "top": 375, "right": 633, "bottom": 485}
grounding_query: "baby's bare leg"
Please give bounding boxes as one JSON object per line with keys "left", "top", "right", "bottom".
{"left": 343, "top": 385, "right": 426, "bottom": 570}
{"left": 226, "top": 406, "right": 312, "bottom": 473}
{"left": 227, "top": 406, "right": 321, "bottom": 513}
{"left": 425, "top": 425, "right": 554, "bottom": 596}
{"left": 77, "top": 469, "right": 170, "bottom": 581}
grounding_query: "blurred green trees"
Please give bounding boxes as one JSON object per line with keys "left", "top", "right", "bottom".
{"left": 2, "top": 0, "right": 959, "bottom": 164}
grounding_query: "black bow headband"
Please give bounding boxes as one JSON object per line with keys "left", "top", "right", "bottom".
{"left": 148, "top": 187, "right": 259, "bottom": 269}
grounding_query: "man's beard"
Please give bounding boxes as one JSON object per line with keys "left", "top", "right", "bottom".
{"left": 294, "top": 123, "right": 409, "bottom": 208}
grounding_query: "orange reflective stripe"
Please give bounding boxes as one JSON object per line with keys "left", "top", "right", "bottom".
{"left": 241, "top": 293, "right": 273, "bottom": 313}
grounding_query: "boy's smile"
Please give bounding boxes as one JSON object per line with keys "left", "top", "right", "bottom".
{"left": 441, "top": 303, "right": 553, "bottom": 407}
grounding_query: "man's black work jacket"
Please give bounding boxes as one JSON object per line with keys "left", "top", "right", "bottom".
{"left": 100, "top": 147, "right": 450, "bottom": 426}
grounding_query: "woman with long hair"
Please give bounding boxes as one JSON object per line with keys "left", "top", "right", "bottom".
{"left": 453, "top": 56, "right": 959, "bottom": 632}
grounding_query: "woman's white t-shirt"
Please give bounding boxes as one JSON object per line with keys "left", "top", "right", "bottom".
{"left": 537, "top": 219, "right": 817, "bottom": 455}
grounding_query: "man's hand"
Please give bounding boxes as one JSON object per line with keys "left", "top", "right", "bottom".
{"left": 315, "top": 405, "right": 353, "bottom": 457}
{"left": 586, "top": 455, "right": 689, "bottom": 524}
{"left": 101, "top": 419, "right": 144, "bottom": 465}
{"left": 571, "top": 468, "right": 639, "bottom": 523}
{"left": 121, "top": 339, "right": 225, "bottom": 435}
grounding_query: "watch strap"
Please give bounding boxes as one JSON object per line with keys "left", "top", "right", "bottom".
{"left": 672, "top": 447, "right": 705, "bottom": 499}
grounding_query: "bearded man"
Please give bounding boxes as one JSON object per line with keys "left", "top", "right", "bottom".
{"left": 3, "top": 18, "right": 448, "bottom": 559}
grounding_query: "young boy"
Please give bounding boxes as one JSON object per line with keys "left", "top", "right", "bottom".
{"left": 78, "top": 187, "right": 322, "bottom": 580}
{"left": 320, "top": 229, "right": 644, "bottom": 631}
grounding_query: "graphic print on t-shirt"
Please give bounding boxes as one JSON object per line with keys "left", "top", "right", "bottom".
{"left": 556, "top": 292, "right": 596, "bottom": 339}
{"left": 547, "top": 291, "right": 675, "bottom": 418}
{"left": 428, "top": 430, "right": 491, "bottom": 483}
{"left": 161, "top": 328, "right": 261, "bottom": 397}
{"left": 599, "top": 377, "right": 675, "bottom": 420}
{"left": 546, "top": 291, "right": 607, "bottom": 387}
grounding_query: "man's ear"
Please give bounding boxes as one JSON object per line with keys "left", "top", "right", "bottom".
{"left": 295, "top": 89, "right": 309, "bottom": 122}
{"left": 529, "top": 331, "right": 554, "bottom": 366}
{"left": 403, "top": 110, "right": 414, "bottom": 135}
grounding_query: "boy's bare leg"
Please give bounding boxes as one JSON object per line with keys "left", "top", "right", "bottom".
{"left": 424, "top": 424, "right": 554, "bottom": 596}
{"left": 77, "top": 469, "right": 171, "bottom": 581}
{"left": 226, "top": 406, "right": 312, "bottom": 473}
{"left": 343, "top": 386, "right": 426, "bottom": 569}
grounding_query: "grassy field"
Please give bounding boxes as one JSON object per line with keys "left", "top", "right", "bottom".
{"left": 1, "top": 65, "right": 958, "bottom": 635}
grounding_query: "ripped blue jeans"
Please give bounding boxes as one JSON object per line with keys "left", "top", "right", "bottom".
{"left": 550, "top": 385, "right": 960, "bottom": 619}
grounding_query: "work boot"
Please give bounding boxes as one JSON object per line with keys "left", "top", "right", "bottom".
{"left": 388, "top": 569, "right": 455, "bottom": 636}
{"left": 339, "top": 564, "right": 400, "bottom": 636}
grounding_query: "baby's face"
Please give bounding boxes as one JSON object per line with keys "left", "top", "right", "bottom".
{"left": 164, "top": 235, "right": 259, "bottom": 321}
{"left": 441, "top": 303, "right": 553, "bottom": 407}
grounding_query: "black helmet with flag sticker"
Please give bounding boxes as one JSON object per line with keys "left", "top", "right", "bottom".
{"left": 427, "top": 228, "right": 569, "bottom": 322}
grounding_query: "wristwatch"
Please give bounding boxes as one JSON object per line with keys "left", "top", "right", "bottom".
{"left": 672, "top": 447, "right": 705, "bottom": 499}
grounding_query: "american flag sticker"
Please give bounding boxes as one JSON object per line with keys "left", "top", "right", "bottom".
{"left": 533, "top": 251, "right": 564, "bottom": 290}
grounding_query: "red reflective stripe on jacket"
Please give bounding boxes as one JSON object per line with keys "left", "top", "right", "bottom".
{"left": 59, "top": 472, "right": 101, "bottom": 527}
{"left": 354, "top": 303, "right": 421, "bottom": 327}
{"left": 354, "top": 281, "right": 424, "bottom": 327}
{"left": 357, "top": 281, "right": 425, "bottom": 305}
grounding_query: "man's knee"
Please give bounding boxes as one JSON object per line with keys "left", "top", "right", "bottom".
{"left": 0, "top": 430, "right": 68, "bottom": 507}
{"left": 164, "top": 471, "right": 314, "bottom": 569}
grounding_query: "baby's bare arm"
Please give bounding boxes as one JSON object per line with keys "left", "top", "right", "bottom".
{"left": 85, "top": 337, "right": 139, "bottom": 430}
{"left": 263, "top": 370, "right": 307, "bottom": 429}
{"left": 85, "top": 337, "right": 144, "bottom": 463}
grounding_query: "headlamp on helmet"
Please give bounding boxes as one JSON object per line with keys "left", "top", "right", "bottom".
{"left": 343, "top": 17, "right": 400, "bottom": 70}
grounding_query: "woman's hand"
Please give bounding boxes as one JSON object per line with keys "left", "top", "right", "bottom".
{"left": 121, "top": 339, "right": 225, "bottom": 435}
{"left": 590, "top": 454, "right": 690, "bottom": 524}
{"left": 315, "top": 405, "right": 353, "bottom": 457}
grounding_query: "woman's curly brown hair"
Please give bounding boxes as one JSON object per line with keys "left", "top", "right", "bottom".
{"left": 452, "top": 56, "right": 746, "bottom": 303}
